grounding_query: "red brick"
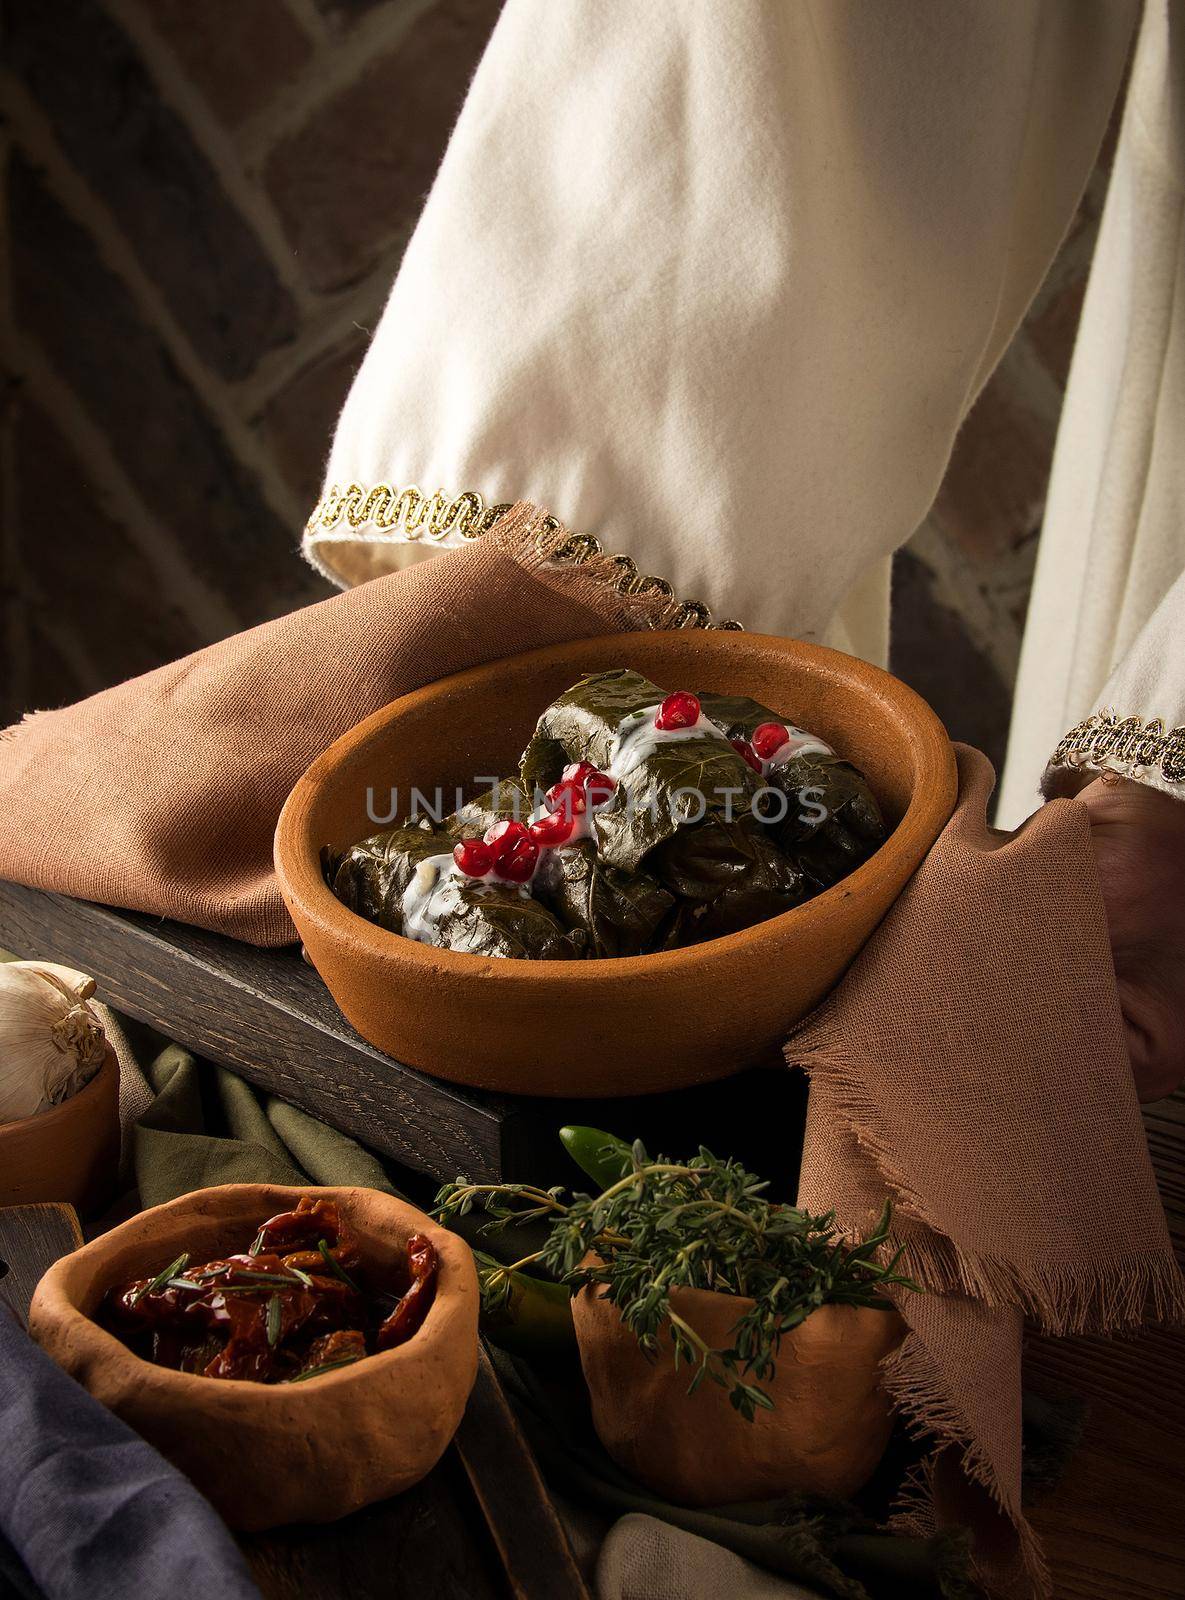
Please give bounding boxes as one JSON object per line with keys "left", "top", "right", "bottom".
{"left": 265, "top": 0, "right": 501, "bottom": 291}
{"left": 932, "top": 375, "right": 1055, "bottom": 566}
{"left": 5, "top": 1, "right": 297, "bottom": 379}
{"left": 890, "top": 549, "right": 1011, "bottom": 773}
{"left": 142, "top": 0, "right": 313, "bottom": 127}
{"left": 14, "top": 400, "right": 209, "bottom": 699}
{"left": 314, "top": 0, "right": 388, "bottom": 23}
{"left": 9, "top": 154, "right": 327, "bottom": 624}
{"left": 22, "top": 627, "right": 86, "bottom": 716}
{"left": 260, "top": 336, "right": 368, "bottom": 508}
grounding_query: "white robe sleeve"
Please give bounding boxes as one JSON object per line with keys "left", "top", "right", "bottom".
{"left": 999, "top": 2, "right": 1185, "bottom": 818}
{"left": 1042, "top": 571, "right": 1185, "bottom": 803}
{"left": 306, "top": 0, "right": 1133, "bottom": 657}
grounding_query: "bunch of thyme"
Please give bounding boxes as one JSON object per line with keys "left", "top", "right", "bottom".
{"left": 434, "top": 1139, "right": 916, "bottom": 1420}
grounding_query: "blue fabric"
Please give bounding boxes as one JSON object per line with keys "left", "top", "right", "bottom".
{"left": 0, "top": 1307, "right": 260, "bottom": 1600}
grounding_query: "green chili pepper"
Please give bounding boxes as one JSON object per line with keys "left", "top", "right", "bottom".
{"left": 474, "top": 1250, "right": 576, "bottom": 1357}
{"left": 559, "top": 1126, "right": 633, "bottom": 1192}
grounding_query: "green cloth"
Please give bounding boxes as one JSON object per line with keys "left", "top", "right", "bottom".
{"left": 125, "top": 1039, "right": 396, "bottom": 1208}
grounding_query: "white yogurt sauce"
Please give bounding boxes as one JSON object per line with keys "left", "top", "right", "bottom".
{"left": 761, "top": 725, "right": 834, "bottom": 773}
{"left": 605, "top": 705, "right": 731, "bottom": 781}
{"left": 400, "top": 852, "right": 459, "bottom": 944}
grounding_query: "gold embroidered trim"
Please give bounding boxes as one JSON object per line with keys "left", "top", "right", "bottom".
{"left": 306, "top": 481, "right": 742, "bottom": 631}
{"left": 1050, "top": 709, "right": 1185, "bottom": 786}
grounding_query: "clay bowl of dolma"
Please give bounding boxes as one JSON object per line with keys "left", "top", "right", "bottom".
{"left": 275, "top": 631, "right": 957, "bottom": 1096}
{"left": 28, "top": 1184, "right": 479, "bottom": 1531}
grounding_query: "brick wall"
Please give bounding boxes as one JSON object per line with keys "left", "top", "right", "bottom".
{"left": 0, "top": 0, "right": 1110, "bottom": 771}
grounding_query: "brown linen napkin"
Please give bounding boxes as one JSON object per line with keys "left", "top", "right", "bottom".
{"left": 790, "top": 744, "right": 1185, "bottom": 1600}
{"left": 0, "top": 503, "right": 667, "bottom": 944}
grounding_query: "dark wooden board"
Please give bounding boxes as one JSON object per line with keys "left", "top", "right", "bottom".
{"left": 0, "top": 880, "right": 517, "bottom": 1182}
{"left": 0, "top": 879, "right": 807, "bottom": 1191}
{"left": 454, "top": 1347, "right": 592, "bottom": 1600}
{"left": 243, "top": 1450, "right": 510, "bottom": 1600}
{"left": 0, "top": 1203, "right": 83, "bottom": 1325}
{"left": 245, "top": 1347, "right": 591, "bottom": 1600}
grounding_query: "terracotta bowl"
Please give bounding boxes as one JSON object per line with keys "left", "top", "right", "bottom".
{"left": 0, "top": 1043, "right": 119, "bottom": 1213}
{"left": 275, "top": 631, "right": 956, "bottom": 1096}
{"left": 28, "top": 1183, "right": 479, "bottom": 1531}
{"left": 573, "top": 1282, "right": 905, "bottom": 1503}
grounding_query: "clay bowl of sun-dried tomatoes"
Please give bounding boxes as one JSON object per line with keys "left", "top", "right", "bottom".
{"left": 28, "top": 1184, "right": 479, "bottom": 1530}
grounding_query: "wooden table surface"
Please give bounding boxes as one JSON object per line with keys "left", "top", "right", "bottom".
{"left": 1027, "top": 1089, "right": 1185, "bottom": 1600}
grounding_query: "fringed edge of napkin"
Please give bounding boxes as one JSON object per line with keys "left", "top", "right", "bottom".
{"left": 895, "top": 1234, "right": 1185, "bottom": 1338}
{"left": 787, "top": 1010, "right": 1185, "bottom": 1337}
{"left": 880, "top": 1334, "right": 1048, "bottom": 1600}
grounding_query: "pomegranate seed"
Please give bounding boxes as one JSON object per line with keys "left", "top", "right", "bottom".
{"left": 483, "top": 818, "right": 530, "bottom": 848}
{"left": 655, "top": 691, "right": 701, "bottom": 731}
{"left": 529, "top": 810, "right": 577, "bottom": 847}
{"left": 561, "top": 761, "right": 597, "bottom": 784}
{"left": 495, "top": 836, "right": 539, "bottom": 882}
{"left": 453, "top": 838, "right": 494, "bottom": 877}
{"left": 752, "top": 721, "right": 790, "bottom": 760}
{"left": 731, "top": 737, "right": 762, "bottom": 773}
{"left": 545, "top": 776, "right": 587, "bottom": 817}
{"left": 584, "top": 767, "right": 616, "bottom": 805}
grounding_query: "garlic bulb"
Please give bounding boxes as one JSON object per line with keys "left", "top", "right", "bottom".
{"left": 0, "top": 960, "right": 108, "bottom": 1121}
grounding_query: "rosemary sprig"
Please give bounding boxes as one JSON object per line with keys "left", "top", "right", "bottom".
{"left": 436, "top": 1139, "right": 918, "bottom": 1422}
{"left": 285, "top": 1355, "right": 361, "bottom": 1383}
{"left": 199, "top": 1284, "right": 278, "bottom": 1296}
{"left": 131, "top": 1253, "right": 189, "bottom": 1305}
{"left": 317, "top": 1238, "right": 361, "bottom": 1293}
{"left": 196, "top": 1267, "right": 314, "bottom": 1290}
{"left": 266, "top": 1294, "right": 283, "bottom": 1349}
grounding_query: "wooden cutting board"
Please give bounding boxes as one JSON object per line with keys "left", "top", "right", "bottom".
{"left": 0, "top": 1202, "right": 83, "bottom": 1325}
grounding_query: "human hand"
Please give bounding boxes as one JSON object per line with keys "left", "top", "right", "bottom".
{"left": 1076, "top": 774, "right": 1185, "bottom": 1102}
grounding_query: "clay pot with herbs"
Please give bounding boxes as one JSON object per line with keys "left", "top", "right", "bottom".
{"left": 574, "top": 1281, "right": 904, "bottom": 1503}
{"left": 435, "top": 1126, "right": 911, "bottom": 1506}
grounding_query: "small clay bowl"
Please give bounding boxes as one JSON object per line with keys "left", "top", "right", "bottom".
{"left": 0, "top": 1043, "right": 119, "bottom": 1213}
{"left": 573, "top": 1281, "right": 905, "bottom": 1503}
{"left": 28, "top": 1183, "right": 479, "bottom": 1531}
{"left": 275, "top": 631, "right": 957, "bottom": 1096}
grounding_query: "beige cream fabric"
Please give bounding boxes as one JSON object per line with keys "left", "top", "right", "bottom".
{"left": 597, "top": 1515, "right": 824, "bottom": 1600}
{"left": 1000, "top": 2, "right": 1185, "bottom": 821}
{"left": 305, "top": 0, "right": 1134, "bottom": 683}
